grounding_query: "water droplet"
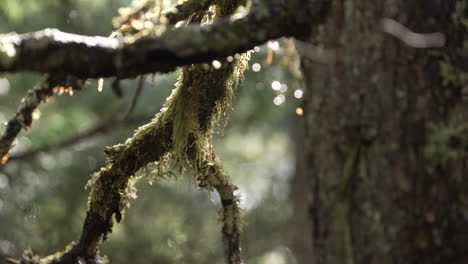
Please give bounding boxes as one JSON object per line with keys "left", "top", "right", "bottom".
{"left": 273, "top": 95, "right": 285, "bottom": 106}
{"left": 212, "top": 60, "right": 222, "bottom": 69}
{"left": 280, "top": 84, "right": 288, "bottom": 93}
{"left": 0, "top": 78, "right": 10, "bottom": 95}
{"left": 32, "top": 109, "right": 41, "bottom": 120}
{"left": 271, "top": 81, "right": 281, "bottom": 91}
{"left": 252, "top": 63, "right": 261, "bottom": 72}
{"left": 294, "top": 89, "right": 303, "bottom": 99}
{"left": 296, "top": 107, "right": 304, "bottom": 116}
{"left": 268, "top": 40, "right": 280, "bottom": 51}
{"left": 97, "top": 78, "right": 104, "bottom": 92}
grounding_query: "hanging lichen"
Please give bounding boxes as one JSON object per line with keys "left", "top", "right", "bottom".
{"left": 156, "top": 1, "right": 249, "bottom": 262}
{"left": 77, "top": 1, "right": 249, "bottom": 264}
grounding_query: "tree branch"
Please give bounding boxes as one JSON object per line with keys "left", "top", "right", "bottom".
{"left": 123, "top": 76, "right": 145, "bottom": 121}
{"left": 0, "top": 1, "right": 306, "bottom": 79}
{"left": 9, "top": 113, "right": 151, "bottom": 161}
{"left": 0, "top": 79, "right": 52, "bottom": 165}
{"left": 2, "top": 1, "right": 319, "bottom": 263}
{"left": 0, "top": 76, "right": 84, "bottom": 166}
{"left": 192, "top": 156, "right": 243, "bottom": 264}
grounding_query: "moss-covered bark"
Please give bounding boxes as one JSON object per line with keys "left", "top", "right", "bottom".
{"left": 297, "top": 0, "right": 468, "bottom": 263}
{"left": 0, "top": 0, "right": 307, "bottom": 79}
{"left": 166, "top": 2, "right": 249, "bottom": 262}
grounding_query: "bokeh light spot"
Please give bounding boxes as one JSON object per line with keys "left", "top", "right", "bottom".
{"left": 252, "top": 63, "right": 261, "bottom": 72}
{"left": 272, "top": 81, "right": 281, "bottom": 91}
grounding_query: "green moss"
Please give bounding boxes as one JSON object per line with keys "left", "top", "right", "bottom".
{"left": 424, "top": 124, "right": 468, "bottom": 169}
{"left": 151, "top": 0, "right": 250, "bottom": 188}
{"left": 439, "top": 62, "right": 457, "bottom": 86}
{"left": 453, "top": 0, "right": 468, "bottom": 28}
{"left": 81, "top": 0, "right": 249, "bottom": 252}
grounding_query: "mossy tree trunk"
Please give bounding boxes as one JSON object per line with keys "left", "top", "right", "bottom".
{"left": 296, "top": 0, "right": 468, "bottom": 263}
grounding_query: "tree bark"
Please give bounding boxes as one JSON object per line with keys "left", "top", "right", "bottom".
{"left": 298, "top": 0, "right": 468, "bottom": 263}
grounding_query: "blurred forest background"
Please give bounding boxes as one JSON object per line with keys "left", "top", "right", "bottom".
{"left": 0, "top": 0, "right": 304, "bottom": 263}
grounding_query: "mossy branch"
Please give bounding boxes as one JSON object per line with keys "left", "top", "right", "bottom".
{"left": 0, "top": 0, "right": 310, "bottom": 79}
{"left": 0, "top": 78, "right": 51, "bottom": 164}
{"left": 4, "top": 1, "right": 271, "bottom": 263}
{"left": 9, "top": 113, "right": 152, "bottom": 161}
{"left": 33, "top": 18, "right": 249, "bottom": 264}
{"left": 194, "top": 157, "right": 244, "bottom": 264}
{"left": 0, "top": 76, "right": 84, "bottom": 166}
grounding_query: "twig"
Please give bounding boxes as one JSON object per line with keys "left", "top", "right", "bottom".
{"left": 193, "top": 157, "right": 243, "bottom": 264}
{"left": 0, "top": 77, "right": 53, "bottom": 165}
{"left": 0, "top": 76, "right": 84, "bottom": 166}
{"left": 123, "top": 76, "right": 145, "bottom": 121}
{"left": 381, "top": 18, "right": 446, "bottom": 48}
{"left": 9, "top": 113, "right": 151, "bottom": 161}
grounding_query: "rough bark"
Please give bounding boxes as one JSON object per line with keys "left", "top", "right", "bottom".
{"left": 289, "top": 116, "right": 314, "bottom": 263}
{"left": 298, "top": 0, "right": 468, "bottom": 263}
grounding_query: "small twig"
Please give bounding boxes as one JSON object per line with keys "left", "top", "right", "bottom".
{"left": 381, "top": 18, "right": 446, "bottom": 48}
{"left": 9, "top": 113, "right": 151, "bottom": 161}
{"left": 0, "top": 77, "right": 53, "bottom": 165}
{"left": 293, "top": 39, "right": 336, "bottom": 65}
{"left": 123, "top": 76, "right": 145, "bottom": 121}
{"left": 195, "top": 158, "right": 243, "bottom": 264}
{"left": 0, "top": 76, "right": 84, "bottom": 165}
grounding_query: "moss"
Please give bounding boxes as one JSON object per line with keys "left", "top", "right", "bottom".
{"left": 78, "top": 2, "right": 249, "bottom": 262}
{"left": 424, "top": 123, "right": 468, "bottom": 169}
{"left": 439, "top": 62, "right": 468, "bottom": 87}
{"left": 156, "top": 0, "right": 250, "bottom": 188}
{"left": 453, "top": 0, "right": 468, "bottom": 28}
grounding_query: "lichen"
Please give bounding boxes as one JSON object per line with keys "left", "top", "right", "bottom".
{"left": 80, "top": 2, "right": 248, "bottom": 263}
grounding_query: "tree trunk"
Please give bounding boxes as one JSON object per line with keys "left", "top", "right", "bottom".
{"left": 297, "top": 0, "right": 468, "bottom": 263}
{"left": 290, "top": 116, "right": 314, "bottom": 263}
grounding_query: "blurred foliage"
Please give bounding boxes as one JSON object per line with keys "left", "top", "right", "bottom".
{"left": 0, "top": 1, "right": 305, "bottom": 263}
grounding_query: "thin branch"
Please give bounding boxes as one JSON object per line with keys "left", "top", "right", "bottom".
{"left": 73, "top": 108, "right": 173, "bottom": 263}
{"left": 9, "top": 113, "right": 151, "bottom": 161}
{"left": 294, "top": 39, "right": 336, "bottom": 65}
{"left": 193, "top": 157, "right": 243, "bottom": 264}
{"left": 0, "top": 76, "right": 84, "bottom": 166}
{"left": 0, "top": 0, "right": 310, "bottom": 79}
{"left": 381, "top": 18, "right": 446, "bottom": 48}
{"left": 0, "top": 78, "right": 52, "bottom": 165}
{"left": 163, "top": 0, "right": 214, "bottom": 24}
{"left": 123, "top": 76, "right": 145, "bottom": 121}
